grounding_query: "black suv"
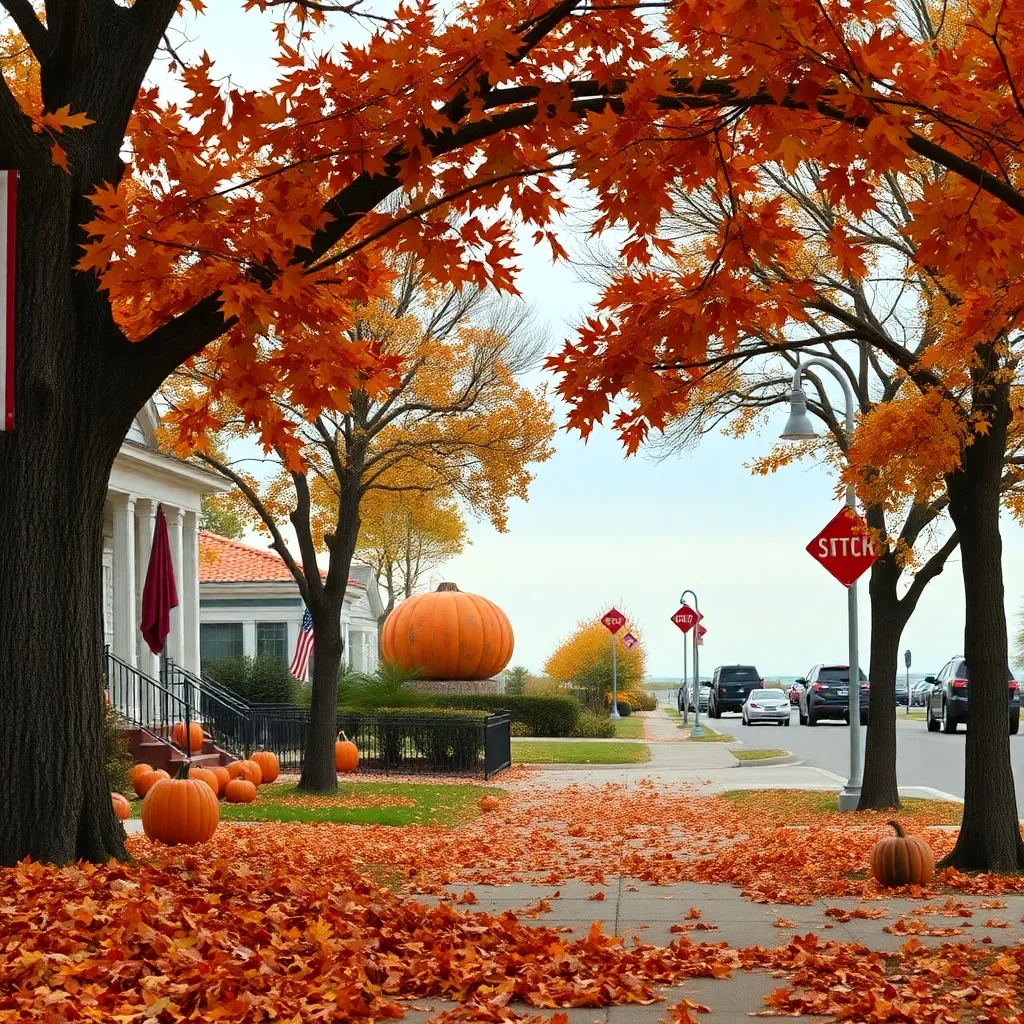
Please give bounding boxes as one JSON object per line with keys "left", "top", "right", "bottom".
{"left": 797, "top": 664, "right": 869, "bottom": 726}
{"left": 708, "top": 665, "right": 763, "bottom": 717}
{"left": 924, "top": 657, "right": 1020, "bottom": 734}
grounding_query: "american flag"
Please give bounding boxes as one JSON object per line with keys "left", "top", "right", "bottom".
{"left": 289, "top": 608, "right": 314, "bottom": 681}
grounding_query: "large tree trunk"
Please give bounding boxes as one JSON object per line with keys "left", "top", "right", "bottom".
{"left": 941, "top": 356, "right": 1024, "bottom": 872}
{"left": 858, "top": 552, "right": 905, "bottom": 810}
{"left": 0, "top": 174, "right": 135, "bottom": 866}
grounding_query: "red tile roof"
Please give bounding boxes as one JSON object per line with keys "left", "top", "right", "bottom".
{"left": 199, "top": 532, "right": 363, "bottom": 588}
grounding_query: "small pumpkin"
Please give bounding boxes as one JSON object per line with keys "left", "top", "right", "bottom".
{"left": 224, "top": 778, "right": 257, "bottom": 804}
{"left": 111, "top": 792, "right": 131, "bottom": 820}
{"left": 227, "top": 759, "right": 262, "bottom": 785}
{"left": 130, "top": 763, "right": 153, "bottom": 784}
{"left": 478, "top": 795, "right": 500, "bottom": 812}
{"left": 171, "top": 721, "right": 206, "bottom": 754}
{"left": 189, "top": 766, "right": 220, "bottom": 796}
{"left": 209, "top": 765, "right": 231, "bottom": 798}
{"left": 335, "top": 732, "right": 359, "bottom": 774}
{"left": 141, "top": 764, "right": 220, "bottom": 846}
{"left": 134, "top": 768, "right": 169, "bottom": 798}
{"left": 250, "top": 751, "right": 280, "bottom": 784}
{"left": 870, "top": 820, "right": 935, "bottom": 887}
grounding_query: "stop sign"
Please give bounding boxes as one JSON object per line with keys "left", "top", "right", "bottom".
{"left": 671, "top": 605, "right": 702, "bottom": 633}
{"left": 807, "top": 506, "right": 879, "bottom": 587}
{"left": 601, "top": 607, "right": 626, "bottom": 634}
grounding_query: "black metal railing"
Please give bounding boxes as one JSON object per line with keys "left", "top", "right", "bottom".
{"left": 105, "top": 648, "right": 191, "bottom": 756}
{"left": 163, "top": 660, "right": 251, "bottom": 759}
{"left": 483, "top": 712, "right": 512, "bottom": 779}
{"left": 249, "top": 704, "right": 310, "bottom": 770}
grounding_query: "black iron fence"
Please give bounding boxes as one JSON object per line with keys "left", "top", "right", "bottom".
{"left": 105, "top": 649, "right": 191, "bottom": 756}
{"left": 164, "top": 661, "right": 251, "bottom": 760}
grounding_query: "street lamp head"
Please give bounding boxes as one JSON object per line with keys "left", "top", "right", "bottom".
{"left": 780, "top": 385, "right": 817, "bottom": 441}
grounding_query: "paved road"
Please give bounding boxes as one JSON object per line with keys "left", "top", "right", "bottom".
{"left": 719, "top": 703, "right": 1024, "bottom": 814}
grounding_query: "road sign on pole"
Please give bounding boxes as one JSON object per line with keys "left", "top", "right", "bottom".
{"left": 697, "top": 623, "right": 706, "bottom": 647}
{"left": 904, "top": 650, "right": 911, "bottom": 669}
{"left": 601, "top": 608, "right": 626, "bottom": 635}
{"left": 671, "top": 605, "right": 702, "bottom": 634}
{"left": 806, "top": 507, "right": 879, "bottom": 588}
{"left": 622, "top": 632, "right": 638, "bottom": 649}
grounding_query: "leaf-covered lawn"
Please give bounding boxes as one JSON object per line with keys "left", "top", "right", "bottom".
{"left": 131, "top": 780, "right": 500, "bottom": 827}
{"left": 722, "top": 788, "right": 963, "bottom": 824}
{"left": 731, "top": 748, "right": 788, "bottom": 760}
{"left": 512, "top": 740, "right": 651, "bottom": 763}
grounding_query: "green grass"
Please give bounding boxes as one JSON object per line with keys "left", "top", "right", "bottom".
{"left": 721, "top": 789, "right": 963, "bottom": 824}
{"left": 664, "top": 706, "right": 682, "bottom": 719}
{"left": 732, "top": 748, "right": 788, "bottom": 761}
{"left": 130, "top": 781, "right": 500, "bottom": 827}
{"left": 512, "top": 740, "right": 651, "bottom": 764}
{"left": 613, "top": 716, "right": 646, "bottom": 738}
{"left": 677, "top": 724, "right": 735, "bottom": 741}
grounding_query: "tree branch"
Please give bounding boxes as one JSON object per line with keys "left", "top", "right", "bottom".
{"left": 899, "top": 531, "right": 960, "bottom": 615}
{"left": 0, "top": 0, "right": 48, "bottom": 58}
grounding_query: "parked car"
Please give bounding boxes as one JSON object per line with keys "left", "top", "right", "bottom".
{"left": 708, "top": 665, "right": 763, "bottom": 718}
{"left": 742, "top": 688, "right": 791, "bottom": 726}
{"left": 788, "top": 681, "right": 805, "bottom": 705}
{"left": 698, "top": 683, "right": 711, "bottom": 712}
{"left": 924, "top": 657, "right": 1020, "bottom": 734}
{"left": 895, "top": 681, "right": 909, "bottom": 707}
{"left": 911, "top": 681, "right": 933, "bottom": 707}
{"left": 797, "top": 664, "right": 869, "bottom": 725}
{"left": 676, "top": 682, "right": 712, "bottom": 713}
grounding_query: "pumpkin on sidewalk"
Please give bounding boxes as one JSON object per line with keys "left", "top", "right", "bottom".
{"left": 870, "top": 821, "right": 935, "bottom": 887}
{"left": 141, "top": 763, "right": 220, "bottom": 846}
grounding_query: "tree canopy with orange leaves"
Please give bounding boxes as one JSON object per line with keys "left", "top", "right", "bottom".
{"left": 544, "top": 613, "right": 646, "bottom": 705}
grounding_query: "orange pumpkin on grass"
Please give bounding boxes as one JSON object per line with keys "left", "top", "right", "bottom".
{"left": 250, "top": 751, "right": 279, "bottom": 784}
{"left": 380, "top": 582, "right": 513, "bottom": 680}
{"left": 209, "top": 766, "right": 231, "bottom": 797}
{"left": 171, "top": 721, "right": 206, "bottom": 754}
{"left": 227, "top": 759, "right": 262, "bottom": 785}
{"left": 189, "top": 766, "right": 220, "bottom": 796}
{"left": 134, "top": 768, "right": 169, "bottom": 798}
{"left": 335, "top": 733, "right": 359, "bottom": 773}
{"left": 111, "top": 792, "right": 131, "bottom": 820}
{"left": 130, "top": 763, "right": 153, "bottom": 785}
{"left": 478, "top": 795, "right": 500, "bottom": 812}
{"left": 870, "top": 821, "right": 935, "bottom": 887}
{"left": 141, "top": 764, "right": 220, "bottom": 845}
{"left": 224, "top": 778, "right": 257, "bottom": 804}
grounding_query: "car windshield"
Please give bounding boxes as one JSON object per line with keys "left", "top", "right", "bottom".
{"left": 720, "top": 667, "right": 759, "bottom": 681}
{"left": 749, "top": 690, "right": 782, "bottom": 701}
{"left": 817, "top": 667, "right": 868, "bottom": 683}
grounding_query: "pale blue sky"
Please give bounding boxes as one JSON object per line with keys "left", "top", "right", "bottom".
{"left": 171, "top": 4, "right": 1024, "bottom": 678}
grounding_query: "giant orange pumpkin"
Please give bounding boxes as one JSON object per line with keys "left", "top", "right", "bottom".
{"left": 171, "top": 721, "right": 206, "bottom": 754}
{"left": 870, "top": 821, "right": 935, "bottom": 887}
{"left": 250, "top": 751, "right": 279, "bottom": 784}
{"left": 141, "top": 766, "right": 220, "bottom": 845}
{"left": 381, "top": 582, "right": 514, "bottom": 680}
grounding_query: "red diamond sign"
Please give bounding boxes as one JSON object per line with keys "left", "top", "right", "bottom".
{"left": 807, "top": 506, "right": 879, "bottom": 588}
{"left": 671, "top": 605, "right": 702, "bottom": 633}
{"left": 697, "top": 623, "right": 707, "bottom": 638}
{"left": 621, "top": 632, "right": 638, "bottom": 649}
{"left": 601, "top": 607, "right": 626, "bottom": 634}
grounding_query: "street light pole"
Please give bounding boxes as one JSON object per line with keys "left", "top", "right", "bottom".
{"left": 781, "top": 358, "right": 862, "bottom": 811}
{"left": 681, "top": 589, "right": 702, "bottom": 737}
{"left": 610, "top": 630, "right": 621, "bottom": 720}
{"left": 682, "top": 637, "right": 689, "bottom": 724}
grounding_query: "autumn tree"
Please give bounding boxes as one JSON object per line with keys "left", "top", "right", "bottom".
{"left": 169, "top": 266, "right": 554, "bottom": 790}
{"left": 616, "top": 166, "right": 1024, "bottom": 812}
{"left": 544, "top": 613, "right": 646, "bottom": 709}
{"left": 356, "top": 474, "right": 468, "bottom": 634}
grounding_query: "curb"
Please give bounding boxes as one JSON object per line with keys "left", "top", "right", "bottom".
{"left": 731, "top": 753, "right": 798, "bottom": 768}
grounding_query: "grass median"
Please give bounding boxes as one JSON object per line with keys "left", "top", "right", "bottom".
{"left": 130, "top": 780, "right": 498, "bottom": 827}
{"left": 677, "top": 723, "right": 735, "bottom": 741}
{"left": 512, "top": 740, "right": 651, "bottom": 764}
{"left": 722, "top": 788, "right": 963, "bottom": 824}
{"left": 732, "top": 748, "right": 788, "bottom": 761}
{"left": 613, "top": 716, "right": 646, "bottom": 739}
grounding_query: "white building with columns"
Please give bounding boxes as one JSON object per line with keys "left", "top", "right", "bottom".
{"left": 102, "top": 401, "right": 231, "bottom": 678}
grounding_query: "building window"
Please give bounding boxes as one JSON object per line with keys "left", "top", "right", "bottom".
{"left": 256, "top": 622, "right": 288, "bottom": 663}
{"left": 200, "top": 622, "right": 243, "bottom": 667}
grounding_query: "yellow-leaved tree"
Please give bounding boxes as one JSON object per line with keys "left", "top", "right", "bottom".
{"left": 544, "top": 613, "right": 646, "bottom": 709}
{"left": 166, "top": 260, "right": 554, "bottom": 790}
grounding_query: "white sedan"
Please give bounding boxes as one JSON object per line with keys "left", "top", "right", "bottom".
{"left": 742, "top": 689, "right": 792, "bottom": 726}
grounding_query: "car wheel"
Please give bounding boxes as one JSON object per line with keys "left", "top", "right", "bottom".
{"left": 799, "top": 706, "right": 807, "bottom": 725}
{"left": 742, "top": 713, "right": 748, "bottom": 726}
{"left": 1011, "top": 715, "right": 1020, "bottom": 735}
{"left": 784, "top": 718, "right": 790, "bottom": 727}
{"left": 807, "top": 707, "right": 817, "bottom": 726}
{"left": 926, "top": 703, "right": 940, "bottom": 732}
{"left": 941, "top": 700, "right": 957, "bottom": 734}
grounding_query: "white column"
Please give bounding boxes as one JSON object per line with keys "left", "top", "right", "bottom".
{"left": 111, "top": 493, "right": 137, "bottom": 666}
{"left": 242, "top": 620, "right": 257, "bottom": 659}
{"left": 167, "top": 505, "right": 186, "bottom": 666}
{"left": 183, "top": 511, "right": 201, "bottom": 674}
{"left": 135, "top": 498, "right": 160, "bottom": 679}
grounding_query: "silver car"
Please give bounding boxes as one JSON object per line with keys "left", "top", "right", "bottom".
{"left": 742, "top": 688, "right": 791, "bottom": 726}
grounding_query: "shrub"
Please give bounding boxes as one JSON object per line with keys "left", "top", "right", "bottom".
{"left": 572, "top": 710, "right": 616, "bottom": 738}
{"left": 103, "top": 700, "right": 132, "bottom": 796}
{"left": 616, "top": 700, "right": 632, "bottom": 717}
{"left": 621, "top": 690, "right": 657, "bottom": 711}
{"left": 434, "top": 693, "right": 580, "bottom": 736}
{"left": 206, "top": 655, "right": 297, "bottom": 704}
{"left": 524, "top": 677, "right": 564, "bottom": 696}
{"left": 337, "top": 661, "right": 430, "bottom": 710}
{"left": 511, "top": 721, "right": 533, "bottom": 737}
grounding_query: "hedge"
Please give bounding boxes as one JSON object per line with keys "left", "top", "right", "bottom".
{"left": 571, "top": 710, "right": 616, "bottom": 738}
{"left": 433, "top": 693, "right": 580, "bottom": 737}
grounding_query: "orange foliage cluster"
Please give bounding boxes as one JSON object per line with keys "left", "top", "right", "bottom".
{"left": 5, "top": 783, "right": 1024, "bottom": 1020}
